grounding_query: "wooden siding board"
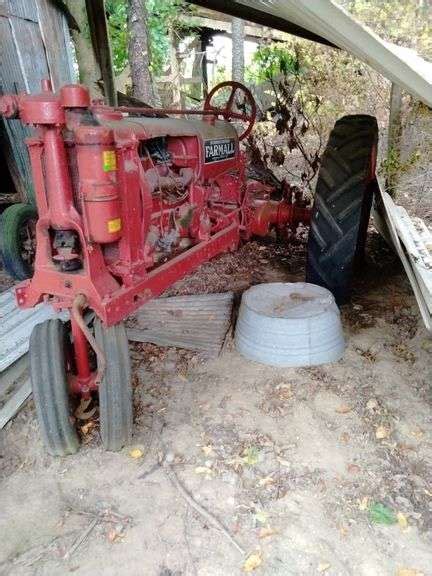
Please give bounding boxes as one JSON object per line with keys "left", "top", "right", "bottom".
{"left": 36, "top": 0, "right": 76, "bottom": 89}
{"left": 0, "top": 1, "right": 74, "bottom": 202}
{"left": 0, "top": 15, "right": 34, "bottom": 200}
{"left": 9, "top": 16, "right": 50, "bottom": 93}
{"left": 0, "top": 0, "right": 38, "bottom": 22}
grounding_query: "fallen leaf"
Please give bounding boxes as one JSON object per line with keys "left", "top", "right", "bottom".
{"left": 107, "top": 528, "right": 119, "bottom": 543}
{"left": 277, "top": 456, "right": 291, "bottom": 467}
{"left": 358, "top": 496, "right": 369, "bottom": 511}
{"left": 366, "top": 398, "right": 379, "bottom": 411}
{"left": 254, "top": 510, "right": 268, "bottom": 525}
{"left": 275, "top": 383, "right": 292, "bottom": 399}
{"left": 242, "top": 446, "right": 259, "bottom": 466}
{"left": 258, "top": 526, "right": 277, "bottom": 539}
{"left": 347, "top": 463, "right": 361, "bottom": 474}
{"left": 376, "top": 425, "right": 391, "bottom": 440}
{"left": 80, "top": 421, "right": 96, "bottom": 435}
{"left": 201, "top": 445, "right": 214, "bottom": 456}
{"left": 340, "top": 432, "right": 350, "bottom": 444}
{"left": 318, "top": 562, "right": 331, "bottom": 572}
{"left": 243, "top": 552, "right": 262, "bottom": 572}
{"left": 194, "top": 466, "right": 213, "bottom": 477}
{"left": 397, "top": 569, "right": 424, "bottom": 576}
{"left": 397, "top": 512, "right": 409, "bottom": 531}
{"left": 369, "top": 502, "right": 397, "bottom": 525}
{"left": 411, "top": 428, "right": 424, "bottom": 439}
{"left": 129, "top": 448, "right": 143, "bottom": 459}
{"left": 258, "top": 476, "right": 275, "bottom": 488}
{"left": 336, "top": 404, "right": 352, "bottom": 414}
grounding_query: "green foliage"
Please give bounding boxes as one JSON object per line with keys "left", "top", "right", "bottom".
{"left": 106, "top": 0, "right": 196, "bottom": 76}
{"left": 368, "top": 502, "right": 397, "bottom": 525}
{"left": 106, "top": 0, "right": 128, "bottom": 75}
{"left": 147, "top": 0, "right": 195, "bottom": 75}
{"left": 379, "top": 147, "right": 421, "bottom": 181}
{"left": 246, "top": 43, "right": 300, "bottom": 84}
{"left": 340, "top": 0, "right": 432, "bottom": 59}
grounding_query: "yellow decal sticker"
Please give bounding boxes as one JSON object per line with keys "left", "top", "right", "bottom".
{"left": 107, "top": 217, "right": 122, "bottom": 233}
{"left": 103, "top": 150, "right": 117, "bottom": 172}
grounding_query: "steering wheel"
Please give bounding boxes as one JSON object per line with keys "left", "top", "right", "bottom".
{"left": 204, "top": 81, "right": 257, "bottom": 141}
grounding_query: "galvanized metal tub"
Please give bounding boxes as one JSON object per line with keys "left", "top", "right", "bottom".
{"left": 235, "top": 282, "right": 345, "bottom": 367}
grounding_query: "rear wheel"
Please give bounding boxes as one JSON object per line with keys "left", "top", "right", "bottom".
{"left": 306, "top": 115, "right": 378, "bottom": 304}
{"left": 0, "top": 203, "right": 37, "bottom": 280}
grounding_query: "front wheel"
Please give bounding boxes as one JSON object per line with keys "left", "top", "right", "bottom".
{"left": 95, "top": 318, "right": 133, "bottom": 452}
{"left": 30, "top": 317, "right": 132, "bottom": 456}
{"left": 30, "top": 319, "right": 80, "bottom": 456}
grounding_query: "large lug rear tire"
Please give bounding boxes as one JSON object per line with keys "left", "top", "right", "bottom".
{"left": 306, "top": 115, "right": 378, "bottom": 304}
{"left": 0, "top": 203, "right": 38, "bottom": 280}
{"left": 30, "top": 319, "right": 80, "bottom": 456}
{"left": 95, "top": 319, "right": 133, "bottom": 452}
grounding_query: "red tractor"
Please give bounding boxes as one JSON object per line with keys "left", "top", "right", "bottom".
{"left": 0, "top": 80, "right": 377, "bottom": 455}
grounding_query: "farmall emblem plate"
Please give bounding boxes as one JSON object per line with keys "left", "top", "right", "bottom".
{"left": 204, "top": 138, "right": 236, "bottom": 163}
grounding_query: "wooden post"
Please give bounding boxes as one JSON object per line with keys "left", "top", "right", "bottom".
{"left": 231, "top": 17, "right": 245, "bottom": 82}
{"left": 200, "top": 29, "right": 211, "bottom": 97}
{"left": 387, "top": 82, "right": 403, "bottom": 197}
{"left": 85, "top": 0, "right": 117, "bottom": 106}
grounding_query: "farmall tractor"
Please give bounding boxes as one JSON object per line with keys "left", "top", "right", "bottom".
{"left": 0, "top": 80, "right": 377, "bottom": 456}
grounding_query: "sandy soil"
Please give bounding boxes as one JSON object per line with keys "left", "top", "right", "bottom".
{"left": 1, "top": 233, "right": 432, "bottom": 576}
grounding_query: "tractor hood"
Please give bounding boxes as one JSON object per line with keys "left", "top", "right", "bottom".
{"left": 190, "top": 0, "right": 432, "bottom": 108}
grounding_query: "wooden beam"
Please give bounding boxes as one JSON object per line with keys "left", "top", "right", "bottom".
{"left": 85, "top": 0, "right": 117, "bottom": 106}
{"left": 187, "top": 1, "right": 336, "bottom": 48}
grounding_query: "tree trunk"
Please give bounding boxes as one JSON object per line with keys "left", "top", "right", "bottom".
{"left": 66, "top": 0, "right": 104, "bottom": 100}
{"left": 127, "top": 0, "right": 159, "bottom": 106}
{"left": 231, "top": 17, "right": 245, "bottom": 82}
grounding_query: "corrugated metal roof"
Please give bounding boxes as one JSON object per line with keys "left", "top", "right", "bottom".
{"left": 0, "top": 288, "right": 65, "bottom": 372}
{"left": 191, "top": 0, "right": 432, "bottom": 108}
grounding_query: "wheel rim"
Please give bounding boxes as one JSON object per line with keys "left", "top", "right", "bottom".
{"left": 18, "top": 217, "right": 36, "bottom": 270}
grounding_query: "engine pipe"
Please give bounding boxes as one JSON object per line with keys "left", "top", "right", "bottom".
{"left": 249, "top": 200, "right": 311, "bottom": 237}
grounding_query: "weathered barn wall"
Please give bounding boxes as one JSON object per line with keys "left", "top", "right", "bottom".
{"left": 0, "top": 0, "right": 75, "bottom": 202}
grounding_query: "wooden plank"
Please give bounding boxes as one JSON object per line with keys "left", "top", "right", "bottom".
{"left": 0, "top": 354, "right": 28, "bottom": 400}
{"left": 0, "top": 16, "right": 34, "bottom": 201}
{"left": 0, "top": 0, "right": 38, "bottom": 21}
{"left": 0, "top": 379, "right": 31, "bottom": 429}
{"left": 36, "top": 0, "right": 76, "bottom": 90}
{"left": 127, "top": 292, "right": 234, "bottom": 354}
{"left": 9, "top": 16, "right": 50, "bottom": 93}
{"left": 85, "top": 0, "right": 117, "bottom": 105}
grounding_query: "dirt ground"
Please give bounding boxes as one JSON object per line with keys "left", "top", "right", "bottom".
{"left": 1, "top": 232, "right": 432, "bottom": 576}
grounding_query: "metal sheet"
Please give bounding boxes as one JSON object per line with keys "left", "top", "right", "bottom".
{"left": 190, "top": 0, "right": 432, "bottom": 108}
{"left": 0, "top": 288, "right": 65, "bottom": 372}
{"left": 375, "top": 183, "right": 432, "bottom": 333}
